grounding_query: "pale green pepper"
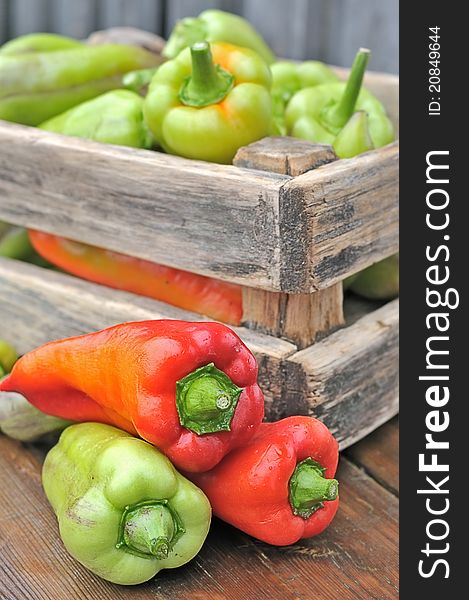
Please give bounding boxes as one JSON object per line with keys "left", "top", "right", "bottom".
{"left": 0, "top": 32, "right": 83, "bottom": 55}
{"left": 285, "top": 49, "right": 394, "bottom": 156}
{"left": 144, "top": 41, "right": 272, "bottom": 163}
{"left": 0, "top": 41, "right": 160, "bottom": 125}
{"left": 42, "top": 423, "right": 212, "bottom": 585}
{"left": 40, "top": 90, "right": 153, "bottom": 149}
{"left": 271, "top": 60, "right": 339, "bottom": 135}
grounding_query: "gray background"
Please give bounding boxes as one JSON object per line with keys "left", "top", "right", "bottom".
{"left": 0, "top": 0, "right": 398, "bottom": 73}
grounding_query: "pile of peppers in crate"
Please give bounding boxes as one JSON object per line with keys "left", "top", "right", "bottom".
{"left": 0, "top": 323, "right": 339, "bottom": 585}
{"left": 0, "top": 8, "right": 398, "bottom": 321}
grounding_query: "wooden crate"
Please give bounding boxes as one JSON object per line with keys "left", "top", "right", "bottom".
{"left": 0, "top": 69, "right": 398, "bottom": 450}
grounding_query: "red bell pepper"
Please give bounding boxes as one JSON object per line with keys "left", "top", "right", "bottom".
{"left": 0, "top": 320, "right": 264, "bottom": 472}
{"left": 28, "top": 230, "right": 243, "bottom": 325}
{"left": 189, "top": 416, "right": 339, "bottom": 545}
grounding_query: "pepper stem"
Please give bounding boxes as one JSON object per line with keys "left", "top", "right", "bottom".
{"left": 176, "top": 363, "right": 242, "bottom": 435}
{"left": 179, "top": 41, "right": 234, "bottom": 107}
{"left": 321, "top": 48, "right": 370, "bottom": 132}
{"left": 289, "top": 458, "right": 339, "bottom": 519}
{"left": 117, "top": 501, "right": 181, "bottom": 560}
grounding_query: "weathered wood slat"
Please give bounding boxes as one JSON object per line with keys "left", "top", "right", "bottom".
{"left": 0, "top": 121, "right": 286, "bottom": 291}
{"left": 284, "top": 300, "right": 399, "bottom": 449}
{"left": 0, "top": 258, "right": 397, "bottom": 447}
{"left": 282, "top": 142, "right": 399, "bottom": 291}
{"left": 0, "top": 434, "right": 398, "bottom": 599}
{"left": 242, "top": 284, "right": 344, "bottom": 349}
{"left": 234, "top": 137, "right": 338, "bottom": 179}
{"left": 346, "top": 416, "right": 399, "bottom": 495}
{"left": 0, "top": 121, "right": 398, "bottom": 294}
{"left": 235, "top": 136, "right": 344, "bottom": 347}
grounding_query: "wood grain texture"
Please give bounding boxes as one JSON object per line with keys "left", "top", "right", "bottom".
{"left": 281, "top": 142, "right": 399, "bottom": 291}
{"left": 233, "top": 137, "right": 337, "bottom": 177}
{"left": 284, "top": 300, "right": 399, "bottom": 449}
{"left": 0, "top": 257, "right": 295, "bottom": 420}
{"left": 346, "top": 417, "right": 399, "bottom": 495}
{"left": 0, "top": 121, "right": 287, "bottom": 291}
{"left": 242, "top": 284, "right": 344, "bottom": 349}
{"left": 0, "top": 434, "right": 398, "bottom": 599}
{"left": 236, "top": 135, "right": 343, "bottom": 347}
{"left": 0, "top": 121, "right": 398, "bottom": 293}
{"left": 0, "top": 258, "right": 397, "bottom": 447}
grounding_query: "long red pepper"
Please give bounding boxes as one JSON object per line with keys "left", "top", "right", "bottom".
{"left": 189, "top": 416, "right": 339, "bottom": 545}
{"left": 0, "top": 320, "right": 264, "bottom": 472}
{"left": 28, "top": 230, "right": 243, "bottom": 325}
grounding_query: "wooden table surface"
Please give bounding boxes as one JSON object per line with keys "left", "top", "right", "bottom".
{"left": 0, "top": 418, "right": 398, "bottom": 600}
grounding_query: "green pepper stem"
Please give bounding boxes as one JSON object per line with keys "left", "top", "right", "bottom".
{"left": 176, "top": 363, "right": 242, "bottom": 435}
{"left": 118, "top": 502, "right": 177, "bottom": 560}
{"left": 179, "top": 41, "right": 234, "bottom": 107}
{"left": 322, "top": 48, "right": 370, "bottom": 131}
{"left": 289, "top": 458, "right": 339, "bottom": 519}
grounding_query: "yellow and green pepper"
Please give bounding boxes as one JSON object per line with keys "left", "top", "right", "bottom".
{"left": 144, "top": 41, "right": 272, "bottom": 163}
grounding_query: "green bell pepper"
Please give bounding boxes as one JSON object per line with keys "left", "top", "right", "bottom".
{"left": 349, "top": 255, "right": 399, "bottom": 300}
{"left": 42, "top": 422, "right": 211, "bottom": 585}
{"left": 271, "top": 60, "right": 339, "bottom": 135}
{"left": 40, "top": 90, "right": 153, "bottom": 149}
{"left": 0, "top": 43, "right": 160, "bottom": 126}
{"left": 0, "top": 32, "right": 83, "bottom": 56}
{"left": 272, "top": 60, "right": 339, "bottom": 102}
{"left": 163, "top": 9, "right": 275, "bottom": 65}
{"left": 285, "top": 48, "right": 394, "bottom": 157}
{"left": 144, "top": 41, "right": 272, "bottom": 163}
